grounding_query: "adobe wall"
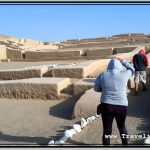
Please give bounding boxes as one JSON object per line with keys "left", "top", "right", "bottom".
{"left": 51, "top": 67, "right": 84, "bottom": 78}
{"left": 0, "top": 78, "right": 70, "bottom": 100}
{"left": 19, "top": 38, "right": 43, "bottom": 45}
{"left": 25, "top": 50, "right": 82, "bottom": 59}
{"left": 6, "top": 48, "right": 23, "bottom": 59}
{"left": 60, "top": 34, "right": 149, "bottom": 46}
{"left": 112, "top": 46, "right": 145, "bottom": 60}
{"left": 0, "top": 67, "right": 48, "bottom": 80}
{"left": 62, "top": 39, "right": 80, "bottom": 44}
{"left": 73, "top": 78, "right": 95, "bottom": 95}
{"left": 0, "top": 45, "right": 7, "bottom": 60}
{"left": 51, "top": 59, "right": 110, "bottom": 78}
{"left": 19, "top": 38, "right": 24, "bottom": 43}
{"left": 62, "top": 40, "right": 131, "bottom": 49}
{"left": 79, "top": 37, "right": 108, "bottom": 43}
{"left": 24, "top": 39, "right": 43, "bottom": 45}
{"left": 87, "top": 48, "right": 113, "bottom": 56}
{"left": 113, "top": 46, "right": 137, "bottom": 54}
{"left": 112, "top": 33, "right": 145, "bottom": 37}
{"left": 63, "top": 37, "right": 123, "bottom": 44}
{"left": 9, "top": 37, "right": 20, "bottom": 43}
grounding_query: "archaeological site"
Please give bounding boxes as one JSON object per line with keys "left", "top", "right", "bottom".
{"left": 0, "top": 33, "right": 150, "bottom": 145}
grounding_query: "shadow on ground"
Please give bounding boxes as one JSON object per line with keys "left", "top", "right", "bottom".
{"left": 127, "top": 77, "right": 150, "bottom": 145}
{"left": 0, "top": 131, "right": 49, "bottom": 145}
{"left": 49, "top": 96, "right": 80, "bottom": 120}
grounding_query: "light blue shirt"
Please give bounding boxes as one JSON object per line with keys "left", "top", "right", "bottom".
{"left": 94, "top": 58, "right": 135, "bottom": 106}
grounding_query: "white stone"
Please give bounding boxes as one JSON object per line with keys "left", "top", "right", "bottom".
{"left": 87, "top": 116, "right": 95, "bottom": 123}
{"left": 144, "top": 137, "right": 150, "bottom": 144}
{"left": 48, "top": 140, "right": 55, "bottom": 145}
{"left": 64, "top": 130, "right": 72, "bottom": 138}
{"left": 59, "top": 135, "right": 68, "bottom": 143}
{"left": 73, "top": 124, "right": 82, "bottom": 133}
{"left": 95, "top": 114, "right": 100, "bottom": 117}
{"left": 69, "top": 128, "right": 77, "bottom": 135}
{"left": 90, "top": 116, "right": 96, "bottom": 121}
{"left": 55, "top": 140, "right": 62, "bottom": 145}
{"left": 81, "top": 118, "right": 87, "bottom": 128}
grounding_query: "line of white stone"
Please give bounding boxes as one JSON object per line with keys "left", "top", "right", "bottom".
{"left": 24, "top": 63, "right": 77, "bottom": 70}
{"left": 48, "top": 114, "right": 100, "bottom": 146}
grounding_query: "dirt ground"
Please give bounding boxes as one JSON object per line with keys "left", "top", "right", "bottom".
{"left": 0, "top": 97, "right": 79, "bottom": 145}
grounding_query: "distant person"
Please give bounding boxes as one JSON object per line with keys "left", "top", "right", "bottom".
{"left": 132, "top": 49, "right": 149, "bottom": 96}
{"left": 94, "top": 57, "right": 135, "bottom": 145}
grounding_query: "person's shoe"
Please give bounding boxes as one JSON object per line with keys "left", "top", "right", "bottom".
{"left": 134, "top": 91, "right": 139, "bottom": 96}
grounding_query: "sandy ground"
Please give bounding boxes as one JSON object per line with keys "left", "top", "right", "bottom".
{"left": 0, "top": 97, "right": 79, "bottom": 145}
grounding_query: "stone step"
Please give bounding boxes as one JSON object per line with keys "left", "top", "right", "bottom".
{"left": 0, "top": 77, "right": 70, "bottom": 100}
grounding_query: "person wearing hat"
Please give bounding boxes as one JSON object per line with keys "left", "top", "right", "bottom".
{"left": 132, "top": 49, "right": 149, "bottom": 96}
{"left": 94, "top": 57, "right": 135, "bottom": 145}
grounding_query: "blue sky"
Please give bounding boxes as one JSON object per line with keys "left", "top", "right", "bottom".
{"left": 0, "top": 4, "right": 150, "bottom": 42}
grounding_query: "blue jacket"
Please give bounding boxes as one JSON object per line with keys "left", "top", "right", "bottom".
{"left": 94, "top": 58, "right": 135, "bottom": 106}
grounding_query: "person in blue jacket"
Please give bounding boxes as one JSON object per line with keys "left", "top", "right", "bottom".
{"left": 94, "top": 57, "right": 135, "bottom": 145}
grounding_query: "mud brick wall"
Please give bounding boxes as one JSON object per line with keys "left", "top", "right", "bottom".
{"left": 25, "top": 50, "right": 82, "bottom": 59}
{"left": 6, "top": 48, "right": 23, "bottom": 59}
{"left": 0, "top": 78, "right": 70, "bottom": 100}
{"left": 113, "top": 46, "right": 137, "bottom": 54}
{"left": 64, "top": 39, "right": 80, "bottom": 44}
{"left": 79, "top": 37, "right": 108, "bottom": 43}
{"left": 0, "top": 45, "right": 7, "bottom": 60}
{"left": 73, "top": 78, "right": 95, "bottom": 95}
{"left": 0, "top": 67, "right": 48, "bottom": 80}
{"left": 87, "top": 48, "right": 113, "bottom": 56}
{"left": 51, "top": 67, "right": 84, "bottom": 78}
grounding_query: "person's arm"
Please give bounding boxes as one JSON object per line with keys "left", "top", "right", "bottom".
{"left": 145, "top": 55, "right": 149, "bottom": 66}
{"left": 121, "top": 59, "right": 135, "bottom": 78}
{"left": 94, "top": 74, "right": 102, "bottom": 92}
{"left": 116, "top": 57, "right": 135, "bottom": 78}
{"left": 121, "top": 60, "right": 135, "bottom": 72}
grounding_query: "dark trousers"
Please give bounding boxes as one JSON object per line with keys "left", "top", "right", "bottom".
{"left": 101, "top": 103, "right": 128, "bottom": 145}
